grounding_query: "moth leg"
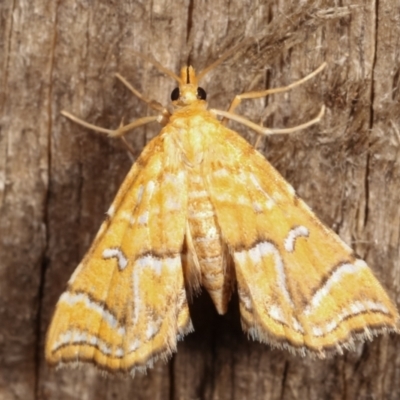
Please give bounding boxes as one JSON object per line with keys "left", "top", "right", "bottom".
{"left": 219, "top": 62, "right": 326, "bottom": 146}
{"left": 61, "top": 110, "right": 159, "bottom": 137}
{"left": 211, "top": 105, "right": 325, "bottom": 138}
{"left": 61, "top": 109, "right": 161, "bottom": 156}
{"left": 115, "top": 73, "right": 166, "bottom": 113}
{"left": 61, "top": 69, "right": 172, "bottom": 154}
{"left": 224, "top": 62, "right": 326, "bottom": 119}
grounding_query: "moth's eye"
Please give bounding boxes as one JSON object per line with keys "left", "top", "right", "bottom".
{"left": 197, "top": 87, "right": 207, "bottom": 100}
{"left": 171, "top": 87, "right": 180, "bottom": 101}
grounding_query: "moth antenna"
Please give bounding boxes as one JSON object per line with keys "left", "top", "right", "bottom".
{"left": 130, "top": 50, "right": 182, "bottom": 84}
{"left": 197, "top": 36, "right": 255, "bottom": 82}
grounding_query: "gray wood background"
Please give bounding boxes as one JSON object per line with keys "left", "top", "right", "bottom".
{"left": 1, "top": 1, "right": 400, "bottom": 399}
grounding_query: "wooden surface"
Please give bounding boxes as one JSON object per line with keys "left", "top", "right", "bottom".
{"left": 1, "top": 1, "right": 400, "bottom": 399}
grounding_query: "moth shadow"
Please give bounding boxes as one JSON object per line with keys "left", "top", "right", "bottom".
{"left": 181, "top": 289, "right": 254, "bottom": 355}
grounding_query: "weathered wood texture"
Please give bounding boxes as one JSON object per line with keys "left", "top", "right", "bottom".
{"left": 1, "top": 1, "right": 400, "bottom": 399}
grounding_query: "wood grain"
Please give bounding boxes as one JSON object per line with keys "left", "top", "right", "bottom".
{"left": 1, "top": 1, "right": 399, "bottom": 399}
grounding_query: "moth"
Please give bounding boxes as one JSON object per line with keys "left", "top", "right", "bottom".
{"left": 46, "top": 52, "right": 399, "bottom": 375}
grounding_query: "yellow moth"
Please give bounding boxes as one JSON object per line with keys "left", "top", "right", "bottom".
{"left": 46, "top": 51, "right": 399, "bottom": 375}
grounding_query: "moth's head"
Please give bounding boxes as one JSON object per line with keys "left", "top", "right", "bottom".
{"left": 170, "top": 66, "right": 207, "bottom": 107}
